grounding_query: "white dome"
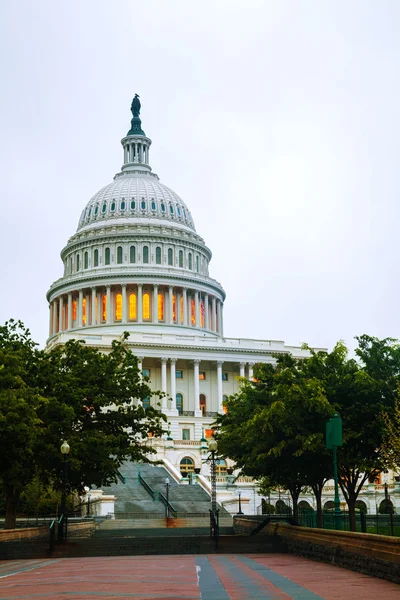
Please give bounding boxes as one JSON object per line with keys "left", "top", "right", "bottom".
{"left": 77, "top": 173, "right": 196, "bottom": 232}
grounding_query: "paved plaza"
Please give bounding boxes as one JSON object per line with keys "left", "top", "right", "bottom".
{"left": 0, "top": 554, "right": 399, "bottom": 599}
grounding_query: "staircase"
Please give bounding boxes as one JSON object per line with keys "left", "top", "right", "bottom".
{"left": 101, "top": 462, "right": 231, "bottom": 518}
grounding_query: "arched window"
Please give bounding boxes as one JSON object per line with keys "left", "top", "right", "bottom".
{"left": 188, "top": 253, "right": 192, "bottom": 270}
{"left": 157, "top": 293, "right": 164, "bottom": 321}
{"left": 176, "top": 393, "right": 183, "bottom": 415}
{"left": 115, "top": 293, "right": 122, "bottom": 320}
{"left": 76, "top": 254, "right": 80, "bottom": 272}
{"left": 156, "top": 246, "right": 161, "bottom": 264}
{"left": 84, "top": 251, "right": 88, "bottom": 270}
{"left": 179, "top": 250, "right": 183, "bottom": 268}
{"left": 168, "top": 248, "right": 173, "bottom": 266}
{"left": 129, "top": 293, "right": 137, "bottom": 320}
{"left": 172, "top": 295, "right": 176, "bottom": 323}
{"left": 104, "top": 247, "right": 111, "bottom": 265}
{"left": 143, "top": 246, "right": 149, "bottom": 264}
{"left": 94, "top": 249, "right": 99, "bottom": 267}
{"left": 191, "top": 298, "right": 196, "bottom": 325}
{"left": 102, "top": 294, "right": 107, "bottom": 322}
{"left": 117, "top": 246, "right": 123, "bottom": 264}
{"left": 216, "top": 459, "right": 227, "bottom": 476}
{"left": 196, "top": 255, "right": 199, "bottom": 272}
{"left": 180, "top": 296, "right": 184, "bottom": 324}
{"left": 82, "top": 298, "right": 86, "bottom": 325}
{"left": 180, "top": 457, "right": 194, "bottom": 474}
{"left": 72, "top": 300, "right": 77, "bottom": 321}
{"left": 199, "top": 394, "right": 206, "bottom": 416}
{"left": 143, "top": 292, "right": 150, "bottom": 320}
{"left": 200, "top": 301, "right": 205, "bottom": 328}
{"left": 130, "top": 246, "right": 136, "bottom": 263}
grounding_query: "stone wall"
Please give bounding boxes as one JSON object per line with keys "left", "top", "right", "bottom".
{"left": 266, "top": 522, "right": 400, "bottom": 585}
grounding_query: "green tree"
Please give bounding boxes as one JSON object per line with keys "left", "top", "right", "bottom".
{"left": 0, "top": 321, "right": 166, "bottom": 528}
{"left": 0, "top": 320, "right": 44, "bottom": 529}
{"left": 217, "top": 355, "right": 333, "bottom": 523}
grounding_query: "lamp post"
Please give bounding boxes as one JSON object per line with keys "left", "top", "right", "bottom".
{"left": 204, "top": 438, "right": 220, "bottom": 544}
{"left": 237, "top": 491, "right": 244, "bottom": 515}
{"left": 384, "top": 478, "right": 394, "bottom": 536}
{"left": 326, "top": 414, "right": 343, "bottom": 530}
{"left": 59, "top": 440, "right": 70, "bottom": 541}
{"left": 165, "top": 478, "right": 170, "bottom": 518}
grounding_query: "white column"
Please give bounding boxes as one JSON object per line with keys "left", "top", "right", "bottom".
{"left": 137, "top": 284, "right": 143, "bottom": 323}
{"left": 248, "top": 363, "right": 254, "bottom": 380}
{"left": 217, "top": 300, "right": 222, "bottom": 334}
{"left": 168, "top": 285, "right": 173, "bottom": 324}
{"left": 122, "top": 284, "right": 127, "bottom": 323}
{"left": 193, "top": 359, "right": 200, "bottom": 413}
{"left": 52, "top": 300, "right": 58, "bottom": 334}
{"left": 138, "top": 356, "right": 144, "bottom": 374}
{"left": 161, "top": 357, "right": 168, "bottom": 410}
{"left": 49, "top": 304, "right": 53, "bottom": 336}
{"left": 204, "top": 293, "right": 209, "bottom": 330}
{"left": 153, "top": 284, "right": 158, "bottom": 322}
{"left": 106, "top": 285, "right": 111, "bottom": 324}
{"left": 240, "top": 362, "right": 245, "bottom": 378}
{"left": 170, "top": 358, "right": 177, "bottom": 410}
{"left": 78, "top": 290, "right": 83, "bottom": 327}
{"left": 85, "top": 292, "right": 90, "bottom": 325}
{"left": 212, "top": 296, "right": 217, "bottom": 332}
{"left": 217, "top": 360, "right": 223, "bottom": 413}
{"left": 67, "top": 293, "right": 72, "bottom": 330}
{"left": 183, "top": 288, "right": 188, "bottom": 326}
{"left": 220, "top": 301, "right": 224, "bottom": 336}
{"left": 58, "top": 296, "right": 64, "bottom": 332}
{"left": 91, "top": 287, "right": 96, "bottom": 325}
{"left": 195, "top": 291, "right": 200, "bottom": 327}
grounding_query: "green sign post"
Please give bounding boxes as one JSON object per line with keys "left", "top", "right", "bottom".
{"left": 326, "top": 414, "right": 343, "bottom": 530}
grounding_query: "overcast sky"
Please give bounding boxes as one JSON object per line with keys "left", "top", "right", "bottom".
{"left": 1, "top": 0, "right": 400, "bottom": 352}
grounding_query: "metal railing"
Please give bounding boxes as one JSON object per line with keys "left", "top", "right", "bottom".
{"left": 298, "top": 510, "right": 400, "bottom": 536}
{"left": 138, "top": 473, "right": 156, "bottom": 500}
{"left": 49, "top": 519, "right": 55, "bottom": 553}
{"left": 158, "top": 492, "right": 177, "bottom": 518}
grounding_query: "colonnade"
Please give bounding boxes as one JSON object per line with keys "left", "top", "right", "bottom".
{"left": 137, "top": 357, "right": 255, "bottom": 415}
{"left": 49, "top": 283, "right": 224, "bottom": 337}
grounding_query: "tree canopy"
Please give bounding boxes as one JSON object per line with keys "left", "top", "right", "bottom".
{"left": 0, "top": 320, "right": 166, "bottom": 528}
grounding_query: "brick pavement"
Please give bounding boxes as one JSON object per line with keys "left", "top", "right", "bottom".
{"left": 0, "top": 554, "right": 398, "bottom": 599}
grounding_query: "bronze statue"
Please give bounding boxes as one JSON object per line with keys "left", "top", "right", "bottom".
{"left": 131, "top": 94, "right": 141, "bottom": 118}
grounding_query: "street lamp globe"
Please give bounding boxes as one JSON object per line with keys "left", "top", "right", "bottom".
{"left": 208, "top": 439, "right": 217, "bottom": 452}
{"left": 60, "top": 440, "right": 70, "bottom": 455}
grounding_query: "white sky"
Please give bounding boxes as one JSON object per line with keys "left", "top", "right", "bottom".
{"left": 1, "top": 0, "right": 400, "bottom": 351}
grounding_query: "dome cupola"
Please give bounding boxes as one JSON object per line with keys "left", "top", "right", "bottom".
{"left": 46, "top": 96, "right": 226, "bottom": 342}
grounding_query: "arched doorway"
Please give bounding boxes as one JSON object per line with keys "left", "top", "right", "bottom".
{"left": 298, "top": 500, "right": 313, "bottom": 512}
{"left": 379, "top": 498, "right": 394, "bottom": 514}
{"left": 355, "top": 500, "right": 368, "bottom": 514}
{"left": 323, "top": 501, "right": 335, "bottom": 511}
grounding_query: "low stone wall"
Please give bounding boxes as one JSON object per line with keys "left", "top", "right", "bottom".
{"left": 233, "top": 516, "right": 268, "bottom": 535}
{"left": 266, "top": 522, "right": 400, "bottom": 585}
{"left": 67, "top": 521, "right": 96, "bottom": 539}
{"left": 0, "top": 527, "right": 48, "bottom": 542}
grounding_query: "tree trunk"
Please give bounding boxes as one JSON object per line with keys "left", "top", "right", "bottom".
{"left": 289, "top": 489, "right": 300, "bottom": 523}
{"left": 314, "top": 489, "right": 323, "bottom": 528}
{"left": 4, "top": 485, "right": 20, "bottom": 530}
{"left": 347, "top": 494, "right": 357, "bottom": 532}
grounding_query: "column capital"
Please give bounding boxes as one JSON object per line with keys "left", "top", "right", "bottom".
{"left": 239, "top": 362, "right": 246, "bottom": 367}
{"left": 170, "top": 358, "right": 177, "bottom": 365}
{"left": 248, "top": 362, "right": 255, "bottom": 367}
{"left": 122, "top": 283, "right": 127, "bottom": 289}
{"left": 138, "top": 282, "right": 143, "bottom": 288}
{"left": 216, "top": 360, "right": 223, "bottom": 367}
{"left": 161, "top": 357, "right": 168, "bottom": 365}
{"left": 106, "top": 284, "right": 111, "bottom": 290}
{"left": 138, "top": 356, "right": 145, "bottom": 361}
{"left": 193, "top": 358, "right": 201, "bottom": 365}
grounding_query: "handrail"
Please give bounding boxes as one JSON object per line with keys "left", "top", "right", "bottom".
{"left": 138, "top": 473, "right": 156, "bottom": 500}
{"left": 159, "top": 492, "right": 177, "bottom": 518}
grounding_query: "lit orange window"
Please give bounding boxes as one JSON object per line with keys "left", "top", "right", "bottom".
{"left": 200, "top": 301, "right": 205, "bottom": 327}
{"left": 199, "top": 394, "right": 206, "bottom": 415}
{"left": 157, "top": 293, "right": 164, "bottom": 321}
{"left": 143, "top": 292, "right": 150, "bottom": 320}
{"left": 115, "top": 293, "right": 122, "bottom": 320}
{"left": 82, "top": 298, "right": 86, "bottom": 325}
{"left": 129, "top": 293, "right": 137, "bottom": 320}
{"left": 191, "top": 298, "right": 196, "bottom": 325}
{"left": 72, "top": 300, "right": 77, "bottom": 321}
{"left": 95, "top": 296, "right": 98, "bottom": 324}
{"left": 102, "top": 294, "right": 107, "bottom": 322}
{"left": 180, "top": 296, "right": 184, "bottom": 324}
{"left": 172, "top": 295, "right": 176, "bottom": 323}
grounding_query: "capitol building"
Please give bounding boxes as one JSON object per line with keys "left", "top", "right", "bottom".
{"left": 45, "top": 97, "right": 399, "bottom": 516}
